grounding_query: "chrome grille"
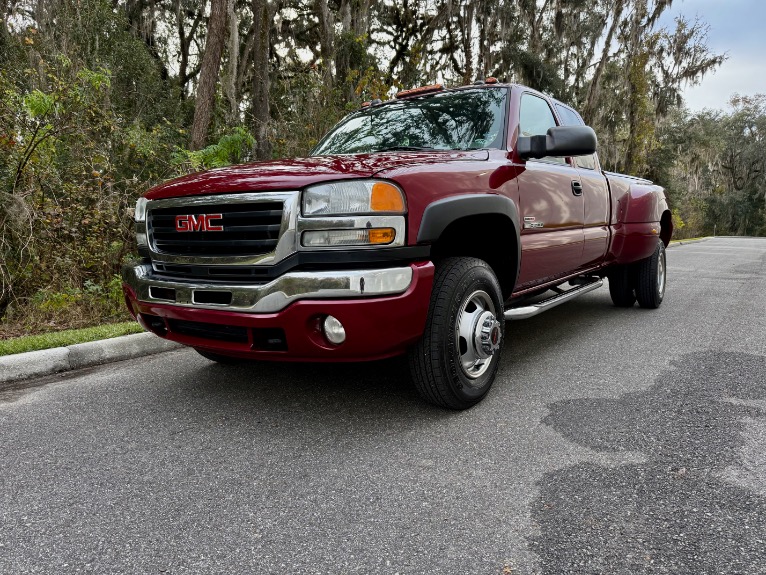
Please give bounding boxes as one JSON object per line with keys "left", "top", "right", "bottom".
{"left": 148, "top": 202, "right": 284, "bottom": 256}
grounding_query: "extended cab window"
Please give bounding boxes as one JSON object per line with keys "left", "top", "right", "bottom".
{"left": 312, "top": 88, "right": 507, "bottom": 155}
{"left": 518, "top": 93, "right": 565, "bottom": 164}
{"left": 554, "top": 103, "right": 598, "bottom": 170}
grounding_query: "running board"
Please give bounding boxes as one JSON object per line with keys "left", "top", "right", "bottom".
{"left": 504, "top": 279, "right": 604, "bottom": 320}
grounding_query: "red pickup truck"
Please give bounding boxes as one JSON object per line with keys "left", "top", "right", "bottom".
{"left": 122, "top": 81, "right": 671, "bottom": 409}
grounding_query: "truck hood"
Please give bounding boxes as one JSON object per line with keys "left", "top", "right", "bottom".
{"left": 144, "top": 151, "right": 489, "bottom": 200}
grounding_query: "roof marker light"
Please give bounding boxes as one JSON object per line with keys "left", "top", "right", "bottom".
{"left": 395, "top": 83, "right": 444, "bottom": 99}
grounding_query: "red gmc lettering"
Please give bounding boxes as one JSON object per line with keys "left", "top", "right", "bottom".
{"left": 174, "top": 214, "right": 224, "bottom": 232}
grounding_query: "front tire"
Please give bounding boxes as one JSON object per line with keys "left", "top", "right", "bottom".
{"left": 408, "top": 257, "right": 505, "bottom": 410}
{"left": 635, "top": 240, "right": 666, "bottom": 309}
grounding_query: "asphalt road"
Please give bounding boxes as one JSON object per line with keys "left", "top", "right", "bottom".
{"left": 1, "top": 237, "right": 765, "bottom": 575}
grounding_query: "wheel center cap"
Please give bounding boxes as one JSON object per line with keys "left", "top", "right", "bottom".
{"left": 476, "top": 312, "right": 502, "bottom": 358}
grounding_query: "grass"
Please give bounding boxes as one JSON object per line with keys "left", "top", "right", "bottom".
{"left": 0, "top": 322, "right": 144, "bottom": 356}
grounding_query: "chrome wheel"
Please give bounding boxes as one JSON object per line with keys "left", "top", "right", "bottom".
{"left": 455, "top": 290, "right": 501, "bottom": 381}
{"left": 658, "top": 248, "right": 666, "bottom": 298}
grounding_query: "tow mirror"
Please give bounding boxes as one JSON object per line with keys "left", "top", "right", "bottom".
{"left": 517, "top": 126, "right": 597, "bottom": 160}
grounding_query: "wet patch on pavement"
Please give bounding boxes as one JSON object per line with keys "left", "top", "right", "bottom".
{"left": 531, "top": 352, "right": 766, "bottom": 574}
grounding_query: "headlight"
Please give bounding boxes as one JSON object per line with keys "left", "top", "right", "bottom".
{"left": 134, "top": 197, "right": 149, "bottom": 222}
{"left": 302, "top": 180, "right": 405, "bottom": 216}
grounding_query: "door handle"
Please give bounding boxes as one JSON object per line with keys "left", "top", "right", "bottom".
{"left": 571, "top": 180, "right": 583, "bottom": 196}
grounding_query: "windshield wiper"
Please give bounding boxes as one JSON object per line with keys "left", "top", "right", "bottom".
{"left": 372, "top": 146, "right": 440, "bottom": 152}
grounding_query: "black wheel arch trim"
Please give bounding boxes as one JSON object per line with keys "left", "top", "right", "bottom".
{"left": 416, "top": 193, "right": 521, "bottom": 283}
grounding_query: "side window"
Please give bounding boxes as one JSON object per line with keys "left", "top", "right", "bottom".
{"left": 555, "top": 103, "right": 598, "bottom": 170}
{"left": 519, "top": 94, "right": 565, "bottom": 164}
{"left": 555, "top": 105, "right": 582, "bottom": 127}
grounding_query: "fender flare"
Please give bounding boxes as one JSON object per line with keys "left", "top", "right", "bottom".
{"left": 417, "top": 193, "right": 521, "bottom": 285}
{"left": 619, "top": 183, "right": 669, "bottom": 225}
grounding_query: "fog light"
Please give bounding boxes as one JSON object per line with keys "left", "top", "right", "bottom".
{"left": 323, "top": 315, "right": 346, "bottom": 345}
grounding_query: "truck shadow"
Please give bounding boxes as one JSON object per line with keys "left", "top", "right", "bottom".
{"left": 178, "top": 291, "right": 623, "bottom": 416}
{"left": 502, "top": 294, "right": 612, "bottom": 357}
{"left": 185, "top": 353, "right": 430, "bottom": 420}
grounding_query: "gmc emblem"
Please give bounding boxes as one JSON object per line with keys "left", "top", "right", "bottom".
{"left": 175, "top": 214, "right": 224, "bottom": 232}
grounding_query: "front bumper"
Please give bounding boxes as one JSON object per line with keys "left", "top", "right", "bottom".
{"left": 122, "top": 261, "right": 416, "bottom": 314}
{"left": 122, "top": 261, "right": 434, "bottom": 361}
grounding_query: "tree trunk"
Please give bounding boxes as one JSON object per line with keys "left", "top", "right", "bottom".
{"left": 460, "top": 2, "right": 475, "bottom": 84}
{"left": 224, "top": 0, "right": 239, "bottom": 124}
{"left": 623, "top": 50, "right": 652, "bottom": 176}
{"left": 315, "top": 0, "right": 335, "bottom": 90}
{"left": 582, "top": 0, "right": 624, "bottom": 124}
{"left": 335, "top": 0, "right": 372, "bottom": 102}
{"left": 0, "top": 2, "right": 10, "bottom": 55}
{"left": 190, "top": 0, "right": 228, "bottom": 151}
{"left": 176, "top": 2, "right": 204, "bottom": 96}
{"left": 572, "top": 12, "right": 605, "bottom": 101}
{"left": 251, "top": 0, "right": 272, "bottom": 159}
{"left": 335, "top": 0, "right": 352, "bottom": 99}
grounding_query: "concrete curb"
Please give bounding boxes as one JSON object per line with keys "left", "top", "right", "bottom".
{"left": 0, "top": 332, "right": 183, "bottom": 385}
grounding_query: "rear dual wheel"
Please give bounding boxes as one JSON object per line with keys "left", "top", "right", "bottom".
{"left": 409, "top": 257, "right": 505, "bottom": 410}
{"left": 608, "top": 239, "right": 666, "bottom": 309}
{"left": 635, "top": 240, "right": 666, "bottom": 309}
{"left": 608, "top": 265, "right": 636, "bottom": 307}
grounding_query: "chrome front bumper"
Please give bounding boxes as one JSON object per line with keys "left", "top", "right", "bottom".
{"left": 122, "top": 262, "right": 414, "bottom": 314}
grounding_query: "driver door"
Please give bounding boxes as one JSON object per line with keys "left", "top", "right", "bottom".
{"left": 515, "top": 93, "right": 585, "bottom": 290}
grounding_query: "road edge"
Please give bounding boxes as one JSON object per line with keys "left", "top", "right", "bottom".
{"left": 0, "top": 332, "right": 183, "bottom": 385}
{"left": 667, "top": 237, "right": 710, "bottom": 248}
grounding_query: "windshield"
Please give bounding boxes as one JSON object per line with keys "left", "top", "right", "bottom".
{"left": 311, "top": 87, "right": 508, "bottom": 155}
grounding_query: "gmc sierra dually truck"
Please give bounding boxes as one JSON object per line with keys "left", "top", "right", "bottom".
{"left": 122, "top": 80, "right": 671, "bottom": 409}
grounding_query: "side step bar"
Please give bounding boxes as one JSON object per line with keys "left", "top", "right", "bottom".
{"left": 504, "top": 278, "right": 604, "bottom": 320}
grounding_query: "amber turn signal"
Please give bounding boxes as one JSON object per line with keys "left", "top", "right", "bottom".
{"left": 368, "top": 228, "right": 396, "bottom": 245}
{"left": 371, "top": 182, "right": 405, "bottom": 212}
{"left": 302, "top": 228, "right": 397, "bottom": 247}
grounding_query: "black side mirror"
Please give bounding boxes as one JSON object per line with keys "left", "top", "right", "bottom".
{"left": 517, "top": 126, "right": 597, "bottom": 160}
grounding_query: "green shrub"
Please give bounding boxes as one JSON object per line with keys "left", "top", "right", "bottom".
{"left": 172, "top": 128, "right": 256, "bottom": 171}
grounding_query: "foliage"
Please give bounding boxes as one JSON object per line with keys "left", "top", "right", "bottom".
{"left": 648, "top": 96, "right": 766, "bottom": 238}
{"left": 173, "top": 127, "right": 256, "bottom": 170}
{"left": 0, "top": 9, "right": 186, "bottom": 332}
